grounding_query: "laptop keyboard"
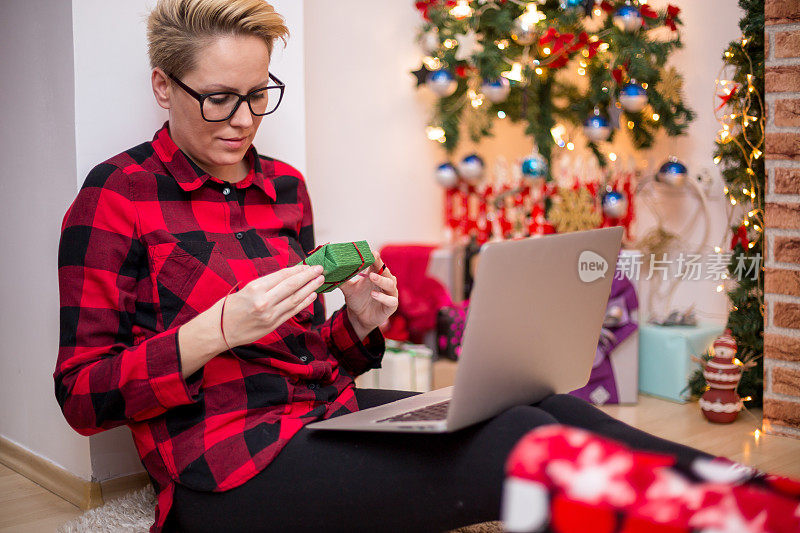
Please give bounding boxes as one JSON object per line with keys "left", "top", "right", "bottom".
{"left": 375, "top": 400, "right": 451, "bottom": 423}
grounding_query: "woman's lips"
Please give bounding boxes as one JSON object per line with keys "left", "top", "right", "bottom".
{"left": 220, "top": 136, "right": 246, "bottom": 148}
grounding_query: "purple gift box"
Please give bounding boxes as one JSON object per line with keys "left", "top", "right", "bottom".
{"left": 569, "top": 274, "right": 639, "bottom": 405}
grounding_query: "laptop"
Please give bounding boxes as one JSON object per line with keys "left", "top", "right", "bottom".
{"left": 306, "top": 226, "right": 624, "bottom": 433}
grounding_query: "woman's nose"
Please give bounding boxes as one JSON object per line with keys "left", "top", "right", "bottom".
{"left": 229, "top": 98, "right": 254, "bottom": 128}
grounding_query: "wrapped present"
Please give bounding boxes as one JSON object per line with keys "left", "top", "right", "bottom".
{"left": 570, "top": 274, "right": 639, "bottom": 405}
{"left": 293, "top": 240, "right": 375, "bottom": 293}
{"left": 355, "top": 340, "right": 433, "bottom": 392}
{"left": 435, "top": 300, "right": 470, "bottom": 360}
{"left": 638, "top": 322, "right": 725, "bottom": 402}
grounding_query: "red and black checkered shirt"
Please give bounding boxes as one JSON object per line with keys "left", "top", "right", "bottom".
{"left": 54, "top": 120, "right": 385, "bottom": 532}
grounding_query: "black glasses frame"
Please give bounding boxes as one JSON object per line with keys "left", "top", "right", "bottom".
{"left": 167, "top": 71, "right": 286, "bottom": 122}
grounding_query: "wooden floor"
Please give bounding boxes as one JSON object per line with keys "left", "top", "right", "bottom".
{"left": 2, "top": 368, "right": 800, "bottom": 531}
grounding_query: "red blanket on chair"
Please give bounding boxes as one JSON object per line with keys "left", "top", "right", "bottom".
{"left": 379, "top": 244, "right": 453, "bottom": 344}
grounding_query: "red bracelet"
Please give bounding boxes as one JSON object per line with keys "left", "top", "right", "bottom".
{"left": 220, "top": 281, "right": 240, "bottom": 355}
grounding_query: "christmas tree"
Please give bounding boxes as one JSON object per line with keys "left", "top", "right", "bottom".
{"left": 412, "top": 0, "right": 695, "bottom": 169}
{"left": 687, "top": 0, "right": 764, "bottom": 407}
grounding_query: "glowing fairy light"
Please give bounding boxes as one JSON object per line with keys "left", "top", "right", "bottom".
{"left": 426, "top": 126, "right": 446, "bottom": 142}
{"left": 449, "top": 0, "right": 473, "bottom": 19}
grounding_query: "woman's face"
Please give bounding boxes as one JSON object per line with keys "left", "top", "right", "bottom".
{"left": 153, "top": 34, "right": 271, "bottom": 181}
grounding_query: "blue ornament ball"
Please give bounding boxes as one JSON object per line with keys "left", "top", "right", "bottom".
{"left": 583, "top": 113, "right": 611, "bottom": 143}
{"left": 481, "top": 77, "right": 511, "bottom": 104}
{"left": 602, "top": 191, "right": 628, "bottom": 219}
{"left": 561, "top": 0, "right": 585, "bottom": 9}
{"left": 521, "top": 154, "right": 548, "bottom": 180}
{"left": 613, "top": 5, "right": 643, "bottom": 32}
{"left": 426, "top": 69, "right": 457, "bottom": 98}
{"left": 458, "top": 154, "right": 485, "bottom": 184}
{"left": 657, "top": 158, "right": 688, "bottom": 187}
{"left": 619, "top": 82, "right": 648, "bottom": 113}
{"left": 435, "top": 162, "right": 460, "bottom": 188}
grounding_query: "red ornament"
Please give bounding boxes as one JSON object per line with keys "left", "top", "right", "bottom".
{"left": 640, "top": 4, "right": 658, "bottom": 19}
{"left": 716, "top": 83, "right": 740, "bottom": 111}
{"left": 730, "top": 224, "right": 749, "bottom": 250}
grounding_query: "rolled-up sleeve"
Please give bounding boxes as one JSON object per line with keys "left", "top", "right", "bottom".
{"left": 54, "top": 163, "right": 202, "bottom": 436}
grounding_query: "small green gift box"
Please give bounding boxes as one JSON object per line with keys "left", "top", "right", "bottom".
{"left": 293, "top": 240, "right": 375, "bottom": 293}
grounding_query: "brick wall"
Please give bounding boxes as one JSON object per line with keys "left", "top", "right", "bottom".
{"left": 765, "top": 0, "right": 800, "bottom": 439}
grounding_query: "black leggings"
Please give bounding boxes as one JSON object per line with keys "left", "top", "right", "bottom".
{"left": 168, "top": 389, "right": 712, "bottom": 533}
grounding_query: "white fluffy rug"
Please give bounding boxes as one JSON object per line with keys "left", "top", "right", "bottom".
{"left": 57, "top": 483, "right": 503, "bottom": 532}
{"left": 58, "top": 484, "right": 156, "bottom": 533}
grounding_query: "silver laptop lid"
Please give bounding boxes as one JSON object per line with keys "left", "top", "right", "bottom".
{"left": 445, "top": 226, "right": 623, "bottom": 431}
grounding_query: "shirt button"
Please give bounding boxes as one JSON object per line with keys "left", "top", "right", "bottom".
{"left": 222, "top": 187, "right": 231, "bottom": 196}
{"left": 299, "top": 355, "right": 309, "bottom": 362}
{"left": 236, "top": 232, "right": 244, "bottom": 239}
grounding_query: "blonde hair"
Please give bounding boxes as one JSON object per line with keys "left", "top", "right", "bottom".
{"left": 146, "top": 0, "right": 289, "bottom": 78}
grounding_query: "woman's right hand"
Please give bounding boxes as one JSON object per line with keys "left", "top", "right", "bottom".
{"left": 220, "top": 264, "right": 325, "bottom": 348}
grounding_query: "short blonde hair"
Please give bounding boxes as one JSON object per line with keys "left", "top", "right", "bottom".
{"left": 146, "top": 0, "right": 289, "bottom": 78}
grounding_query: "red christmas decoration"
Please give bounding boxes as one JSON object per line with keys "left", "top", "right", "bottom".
{"left": 730, "top": 224, "right": 749, "bottom": 250}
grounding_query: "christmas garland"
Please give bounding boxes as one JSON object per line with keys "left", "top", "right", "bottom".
{"left": 687, "top": 0, "right": 765, "bottom": 407}
{"left": 412, "top": 0, "right": 695, "bottom": 169}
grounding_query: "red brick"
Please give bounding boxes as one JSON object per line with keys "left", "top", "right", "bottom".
{"left": 774, "top": 301, "right": 800, "bottom": 329}
{"left": 766, "top": 0, "right": 800, "bottom": 25}
{"left": 775, "top": 31, "right": 800, "bottom": 58}
{"left": 766, "top": 268, "right": 800, "bottom": 296}
{"left": 764, "top": 398, "right": 800, "bottom": 430}
{"left": 766, "top": 203, "right": 800, "bottom": 229}
{"left": 775, "top": 98, "right": 800, "bottom": 127}
{"left": 764, "top": 332, "right": 800, "bottom": 362}
{"left": 774, "top": 237, "right": 800, "bottom": 264}
{"left": 774, "top": 167, "right": 800, "bottom": 194}
{"left": 766, "top": 133, "right": 800, "bottom": 160}
{"left": 767, "top": 31, "right": 771, "bottom": 58}
{"left": 772, "top": 366, "right": 800, "bottom": 396}
{"left": 766, "top": 65, "right": 800, "bottom": 93}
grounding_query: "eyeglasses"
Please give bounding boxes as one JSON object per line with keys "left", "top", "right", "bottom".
{"left": 167, "top": 71, "right": 285, "bottom": 122}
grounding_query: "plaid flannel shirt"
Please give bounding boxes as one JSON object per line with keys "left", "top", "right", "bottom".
{"left": 54, "top": 121, "right": 385, "bottom": 532}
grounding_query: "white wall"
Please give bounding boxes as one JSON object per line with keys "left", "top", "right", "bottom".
{"left": 0, "top": 0, "right": 91, "bottom": 479}
{"left": 304, "top": 0, "right": 742, "bottom": 323}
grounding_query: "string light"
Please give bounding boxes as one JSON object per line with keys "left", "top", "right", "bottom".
{"left": 566, "top": 142, "right": 575, "bottom": 150}
{"left": 443, "top": 39, "right": 457, "bottom": 49}
{"left": 422, "top": 56, "right": 443, "bottom": 70}
{"left": 497, "top": 110, "right": 506, "bottom": 119}
{"left": 652, "top": 113, "right": 660, "bottom": 121}
{"left": 426, "top": 126, "right": 446, "bottom": 143}
{"left": 449, "top": 0, "right": 473, "bottom": 19}
{"left": 609, "top": 152, "right": 617, "bottom": 162}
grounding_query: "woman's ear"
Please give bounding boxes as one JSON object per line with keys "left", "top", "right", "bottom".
{"left": 151, "top": 68, "right": 171, "bottom": 110}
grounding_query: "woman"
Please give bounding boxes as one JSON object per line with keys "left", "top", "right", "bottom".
{"left": 54, "top": 1, "right": 712, "bottom": 531}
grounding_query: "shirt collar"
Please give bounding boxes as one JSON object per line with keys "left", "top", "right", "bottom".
{"left": 151, "top": 120, "right": 277, "bottom": 201}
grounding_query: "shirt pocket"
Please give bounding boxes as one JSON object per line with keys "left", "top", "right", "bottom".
{"left": 147, "top": 240, "right": 236, "bottom": 330}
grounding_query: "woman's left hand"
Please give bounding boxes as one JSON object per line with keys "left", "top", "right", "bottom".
{"left": 339, "top": 251, "right": 398, "bottom": 340}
